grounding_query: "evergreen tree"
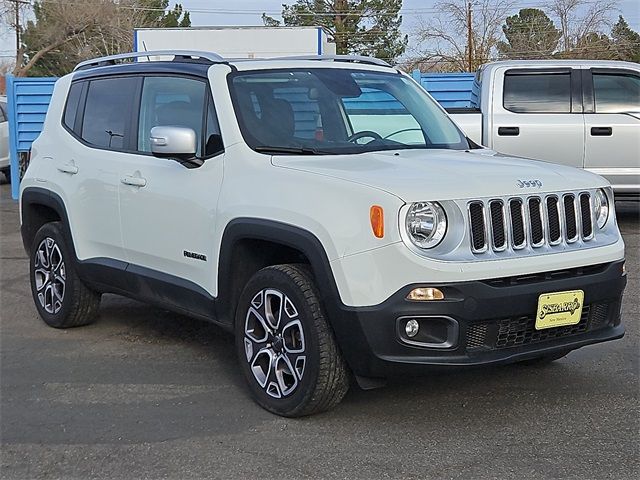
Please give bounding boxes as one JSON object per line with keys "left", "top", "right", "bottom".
{"left": 610, "top": 15, "right": 640, "bottom": 63}
{"left": 263, "top": 0, "right": 408, "bottom": 63}
{"left": 497, "top": 8, "right": 561, "bottom": 59}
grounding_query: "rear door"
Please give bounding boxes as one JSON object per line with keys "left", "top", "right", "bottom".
{"left": 491, "top": 68, "right": 584, "bottom": 168}
{"left": 55, "top": 76, "right": 139, "bottom": 262}
{"left": 583, "top": 68, "right": 640, "bottom": 196}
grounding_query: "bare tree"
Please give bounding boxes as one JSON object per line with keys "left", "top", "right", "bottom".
{"left": 413, "top": 0, "right": 514, "bottom": 72}
{"left": 546, "top": 0, "right": 619, "bottom": 54}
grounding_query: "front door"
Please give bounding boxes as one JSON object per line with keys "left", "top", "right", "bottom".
{"left": 491, "top": 68, "right": 584, "bottom": 169}
{"left": 118, "top": 76, "right": 224, "bottom": 295}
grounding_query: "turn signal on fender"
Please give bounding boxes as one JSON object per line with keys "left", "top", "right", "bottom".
{"left": 370, "top": 205, "right": 384, "bottom": 238}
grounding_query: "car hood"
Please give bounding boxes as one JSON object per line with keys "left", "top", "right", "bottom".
{"left": 272, "top": 148, "right": 608, "bottom": 202}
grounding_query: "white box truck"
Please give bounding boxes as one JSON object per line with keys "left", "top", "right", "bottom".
{"left": 134, "top": 26, "right": 336, "bottom": 58}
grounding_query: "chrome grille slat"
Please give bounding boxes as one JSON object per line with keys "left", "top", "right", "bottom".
{"left": 469, "top": 191, "right": 594, "bottom": 254}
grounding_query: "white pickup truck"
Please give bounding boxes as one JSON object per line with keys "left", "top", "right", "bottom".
{"left": 448, "top": 60, "right": 640, "bottom": 201}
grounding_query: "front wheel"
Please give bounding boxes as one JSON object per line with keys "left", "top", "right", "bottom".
{"left": 235, "top": 264, "right": 349, "bottom": 417}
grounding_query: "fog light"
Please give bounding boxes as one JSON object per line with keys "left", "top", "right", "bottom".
{"left": 405, "top": 319, "right": 420, "bottom": 337}
{"left": 407, "top": 287, "right": 444, "bottom": 301}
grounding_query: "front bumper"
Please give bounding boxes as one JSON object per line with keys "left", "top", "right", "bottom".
{"left": 332, "top": 261, "right": 626, "bottom": 378}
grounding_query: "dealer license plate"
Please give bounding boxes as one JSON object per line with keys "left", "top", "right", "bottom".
{"left": 535, "top": 290, "right": 584, "bottom": 330}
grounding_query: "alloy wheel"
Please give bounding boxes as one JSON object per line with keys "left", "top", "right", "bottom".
{"left": 33, "top": 237, "right": 66, "bottom": 314}
{"left": 243, "top": 288, "right": 306, "bottom": 399}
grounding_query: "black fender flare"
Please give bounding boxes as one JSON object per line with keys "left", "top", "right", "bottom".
{"left": 20, "top": 187, "right": 77, "bottom": 259}
{"left": 217, "top": 218, "right": 376, "bottom": 374}
{"left": 217, "top": 218, "right": 343, "bottom": 322}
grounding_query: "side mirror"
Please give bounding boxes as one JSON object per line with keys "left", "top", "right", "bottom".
{"left": 150, "top": 126, "right": 197, "bottom": 161}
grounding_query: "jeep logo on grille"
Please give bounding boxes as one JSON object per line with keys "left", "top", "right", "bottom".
{"left": 517, "top": 179, "right": 543, "bottom": 188}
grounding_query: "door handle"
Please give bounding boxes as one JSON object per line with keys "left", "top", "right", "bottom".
{"left": 121, "top": 175, "right": 147, "bottom": 187}
{"left": 591, "top": 126, "right": 612, "bottom": 136}
{"left": 57, "top": 163, "right": 78, "bottom": 175}
{"left": 498, "top": 126, "right": 520, "bottom": 136}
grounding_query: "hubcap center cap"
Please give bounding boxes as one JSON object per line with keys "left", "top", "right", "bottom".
{"left": 272, "top": 335, "right": 284, "bottom": 353}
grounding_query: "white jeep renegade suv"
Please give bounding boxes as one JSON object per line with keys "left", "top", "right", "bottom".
{"left": 20, "top": 51, "right": 627, "bottom": 416}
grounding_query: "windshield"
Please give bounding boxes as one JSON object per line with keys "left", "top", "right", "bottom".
{"left": 229, "top": 68, "right": 470, "bottom": 155}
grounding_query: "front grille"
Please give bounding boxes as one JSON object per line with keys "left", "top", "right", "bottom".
{"left": 547, "top": 196, "right": 561, "bottom": 243}
{"left": 489, "top": 201, "right": 506, "bottom": 250}
{"left": 580, "top": 193, "right": 593, "bottom": 239}
{"left": 469, "top": 191, "right": 594, "bottom": 254}
{"left": 564, "top": 194, "right": 578, "bottom": 241}
{"left": 466, "top": 303, "right": 613, "bottom": 352}
{"left": 528, "top": 197, "right": 544, "bottom": 246}
{"left": 495, "top": 308, "right": 589, "bottom": 349}
{"left": 469, "top": 202, "right": 486, "bottom": 252}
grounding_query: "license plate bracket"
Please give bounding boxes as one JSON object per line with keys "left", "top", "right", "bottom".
{"left": 535, "top": 290, "right": 584, "bottom": 330}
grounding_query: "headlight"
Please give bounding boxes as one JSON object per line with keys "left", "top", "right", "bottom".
{"left": 405, "top": 202, "right": 447, "bottom": 249}
{"left": 593, "top": 189, "right": 609, "bottom": 229}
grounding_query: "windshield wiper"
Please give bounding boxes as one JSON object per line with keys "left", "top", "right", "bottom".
{"left": 254, "top": 145, "right": 330, "bottom": 155}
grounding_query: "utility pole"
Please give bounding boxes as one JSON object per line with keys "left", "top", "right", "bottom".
{"left": 466, "top": 1, "right": 473, "bottom": 72}
{"left": 15, "top": 0, "right": 20, "bottom": 56}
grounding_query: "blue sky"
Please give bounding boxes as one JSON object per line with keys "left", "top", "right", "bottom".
{"left": 1, "top": 0, "right": 638, "bottom": 60}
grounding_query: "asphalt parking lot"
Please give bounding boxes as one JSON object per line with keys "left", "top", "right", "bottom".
{"left": 0, "top": 180, "right": 638, "bottom": 480}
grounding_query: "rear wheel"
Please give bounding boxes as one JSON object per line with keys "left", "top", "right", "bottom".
{"left": 29, "top": 222, "right": 101, "bottom": 328}
{"left": 235, "top": 264, "right": 349, "bottom": 417}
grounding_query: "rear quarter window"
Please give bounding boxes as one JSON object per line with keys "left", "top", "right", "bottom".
{"left": 63, "top": 82, "right": 83, "bottom": 132}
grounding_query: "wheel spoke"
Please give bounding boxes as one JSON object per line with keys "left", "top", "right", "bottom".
{"left": 275, "top": 354, "right": 298, "bottom": 396}
{"left": 245, "top": 307, "right": 271, "bottom": 343}
{"left": 250, "top": 348, "right": 275, "bottom": 388}
{"left": 294, "top": 355, "right": 306, "bottom": 380}
{"left": 34, "top": 268, "right": 49, "bottom": 291}
{"left": 282, "top": 319, "right": 305, "bottom": 354}
{"left": 264, "top": 289, "right": 283, "bottom": 330}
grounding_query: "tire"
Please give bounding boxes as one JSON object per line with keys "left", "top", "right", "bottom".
{"left": 235, "top": 264, "right": 349, "bottom": 417}
{"left": 29, "top": 222, "right": 101, "bottom": 328}
{"left": 518, "top": 349, "right": 571, "bottom": 366}
{"left": 1, "top": 168, "right": 10, "bottom": 183}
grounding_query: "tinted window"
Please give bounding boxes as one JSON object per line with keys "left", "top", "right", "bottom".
{"left": 504, "top": 72, "right": 571, "bottom": 113}
{"left": 138, "top": 76, "right": 206, "bottom": 156}
{"left": 0, "top": 102, "right": 6, "bottom": 122}
{"left": 63, "top": 82, "right": 83, "bottom": 132}
{"left": 81, "top": 77, "right": 138, "bottom": 150}
{"left": 593, "top": 72, "right": 640, "bottom": 113}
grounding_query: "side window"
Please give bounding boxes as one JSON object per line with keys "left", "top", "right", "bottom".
{"left": 63, "top": 82, "right": 83, "bottom": 132}
{"left": 0, "top": 102, "right": 6, "bottom": 122}
{"left": 81, "top": 77, "right": 137, "bottom": 150}
{"left": 137, "top": 76, "right": 206, "bottom": 156}
{"left": 204, "top": 95, "right": 223, "bottom": 157}
{"left": 503, "top": 72, "right": 571, "bottom": 113}
{"left": 593, "top": 72, "right": 640, "bottom": 113}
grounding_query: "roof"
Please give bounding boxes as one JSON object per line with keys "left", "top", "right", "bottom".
{"left": 481, "top": 59, "right": 640, "bottom": 71}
